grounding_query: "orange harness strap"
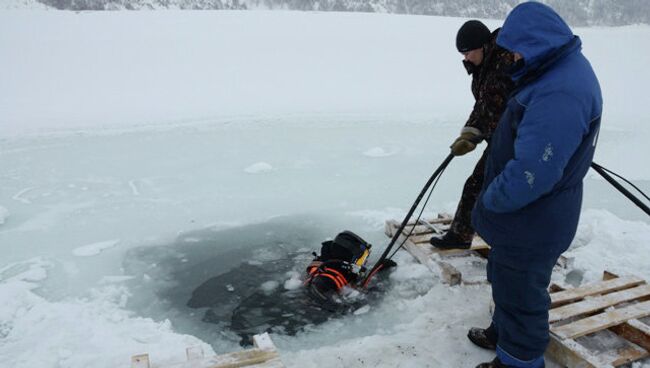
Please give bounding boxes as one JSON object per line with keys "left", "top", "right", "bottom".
{"left": 304, "top": 264, "right": 350, "bottom": 291}
{"left": 318, "top": 273, "right": 345, "bottom": 290}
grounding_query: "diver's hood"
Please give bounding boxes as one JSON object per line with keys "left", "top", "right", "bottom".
{"left": 320, "top": 230, "right": 371, "bottom": 266}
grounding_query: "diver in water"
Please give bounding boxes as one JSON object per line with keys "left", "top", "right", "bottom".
{"left": 303, "top": 230, "right": 396, "bottom": 310}
{"left": 187, "top": 230, "right": 396, "bottom": 345}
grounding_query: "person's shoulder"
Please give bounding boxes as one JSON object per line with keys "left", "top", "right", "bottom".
{"left": 489, "top": 28, "right": 503, "bottom": 44}
{"left": 490, "top": 50, "right": 514, "bottom": 73}
{"left": 487, "top": 28, "right": 513, "bottom": 67}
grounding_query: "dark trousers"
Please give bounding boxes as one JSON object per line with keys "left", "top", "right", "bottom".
{"left": 487, "top": 252, "right": 559, "bottom": 362}
{"left": 449, "top": 148, "right": 488, "bottom": 241}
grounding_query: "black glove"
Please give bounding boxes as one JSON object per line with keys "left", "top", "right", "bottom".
{"left": 451, "top": 127, "right": 483, "bottom": 156}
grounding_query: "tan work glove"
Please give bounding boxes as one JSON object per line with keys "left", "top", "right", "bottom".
{"left": 451, "top": 127, "right": 483, "bottom": 156}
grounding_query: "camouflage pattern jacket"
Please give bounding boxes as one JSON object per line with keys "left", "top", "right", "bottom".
{"left": 463, "top": 29, "right": 515, "bottom": 142}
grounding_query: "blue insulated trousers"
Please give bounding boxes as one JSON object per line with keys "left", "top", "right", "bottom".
{"left": 487, "top": 251, "right": 559, "bottom": 365}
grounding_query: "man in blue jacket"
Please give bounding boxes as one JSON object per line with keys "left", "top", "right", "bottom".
{"left": 470, "top": 3, "right": 602, "bottom": 368}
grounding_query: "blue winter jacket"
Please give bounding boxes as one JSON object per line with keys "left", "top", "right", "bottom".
{"left": 471, "top": 2, "right": 603, "bottom": 262}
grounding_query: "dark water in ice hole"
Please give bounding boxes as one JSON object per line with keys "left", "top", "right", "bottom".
{"left": 121, "top": 214, "right": 389, "bottom": 351}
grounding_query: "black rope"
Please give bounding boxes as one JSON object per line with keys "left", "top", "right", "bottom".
{"left": 361, "top": 153, "right": 454, "bottom": 286}
{"left": 363, "top": 158, "right": 649, "bottom": 287}
{"left": 387, "top": 164, "right": 447, "bottom": 260}
{"left": 592, "top": 162, "right": 650, "bottom": 202}
{"left": 591, "top": 161, "right": 650, "bottom": 217}
{"left": 361, "top": 135, "right": 484, "bottom": 286}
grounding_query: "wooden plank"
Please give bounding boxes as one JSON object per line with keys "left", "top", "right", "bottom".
{"left": 552, "top": 300, "right": 650, "bottom": 339}
{"left": 550, "top": 284, "right": 650, "bottom": 323}
{"left": 434, "top": 248, "right": 478, "bottom": 257}
{"left": 550, "top": 283, "right": 567, "bottom": 293}
{"left": 253, "top": 333, "right": 277, "bottom": 352}
{"left": 131, "top": 354, "right": 150, "bottom": 368}
{"left": 415, "top": 216, "right": 452, "bottom": 225}
{"left": 203, "top": 349, "right": 280, "bottom": 368}
{"left": 469, "top": 242, "right": 489, "bottom": 251}
{"left": 438, "top": 261, "right": 462, "bottom": 286}
{"left": 383, "top": 215, "right": 490, "bottom": 285}
{"left": 546, "top": 335, "right": 610, "bottom": 368}
{"left": 399, "top": 231, "right": 473, "bottom": 258}
{"left": 606, "top": 345, "right": 648, "bottom": 367}
{"left": 627, "top": 319, "right": 650, "bottom": 334}
{"left": 384, "top": 220, "right": 398, "bottom": 237}
{"left": 401, "top": 239, "right": 461, "bottom": 285}
{"left": 556, "top": 255, "right": 570, "bottom": 269}
{"left": 550, "top": 276, "right": 646, "bottom": 307}
{"left": 385, "top": 220, "right": 414, "bottom": 237}
{"left": 401, "top": 238, "right": 437, "bottom": 270}
{"left": 385, "top": 222, "right": 439, "bottom": 238}
{"left": 386, "top": 217, "right": 488, "bottom": 252}
{"left": 409, "top": 233, "right": 436, "bottom": 244}
{"left": 470, "top": 236, "right": 489, "bottom": 249}
{"left": 385, "top": 218, "right": 450, "bottom": 235}
{"left": 416, "top": 219, "right": 447, "bottom": 234}
{"left": 474, "top": 247, "right": 490, "bottom": 259}
{"left": 410, "top": 233, "right": 489, "bottom": 251}
{"left": 141, "top": 333, "right": 284, "bottom": 368}
{"left": 403, "top": 224, "right": 436, "bottom": 235}
{"left": 609, "top": 319, "right": 650, "bottom": 352}
{"left": 400, "top": 216, "right": 451, "bottom": 227}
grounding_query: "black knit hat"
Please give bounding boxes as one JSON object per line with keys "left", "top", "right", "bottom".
{"left": 456, "top": 20, "right": 491, "bottom": 52}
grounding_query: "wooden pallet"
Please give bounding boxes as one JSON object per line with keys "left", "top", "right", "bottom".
{"left": 384, "top": 214, "right": 490, "bottom": 285}
{"left": 547, "top": 272, "right": 650, "bottom": 368}
{"left": 131, "top": 333, "right": 285, "bottom": 368}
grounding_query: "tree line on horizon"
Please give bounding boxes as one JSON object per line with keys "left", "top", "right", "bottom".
{"left": 40, "top": 0, "right": 650, "bottom": 27}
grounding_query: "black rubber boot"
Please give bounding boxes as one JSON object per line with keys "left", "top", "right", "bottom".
{"left": 475, "top": 357, "right": 508, "bottom": 368}
{"left": 429, "top": 231, "right": 471, "bottom": 249}
{"left": 467, "top": 324, "right": 497, "bottom": 350}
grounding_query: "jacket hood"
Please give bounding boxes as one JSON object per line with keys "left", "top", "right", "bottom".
{"left": 497, "top": 2, "right": 575, "bottom": 79}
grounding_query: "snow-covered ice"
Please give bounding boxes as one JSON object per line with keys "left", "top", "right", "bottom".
{"left": 261, "top": 280, "right": 280, "bottom": 293}
{"left": 284, "top": 271, "right": 303, "bottom": 290}
{"left": 0, "top": 206, "right": 9, "bottom": 225}
{"left": 363, "top": 147, "right": 399, "bottom": 158}
{"left": 72, "top": 239, "right": 120, "bottom": 257}
{"left": 244, "top": 162, "right": 274, "bottom": 174}
{"left": 1, "top": 8, "right": 649, "bottom": 368}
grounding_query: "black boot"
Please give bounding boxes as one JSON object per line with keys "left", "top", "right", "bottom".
{"left": 467, "top": 325, "right": 497, "bottom": 350}
{"left": 429, "top": 231, "right": 471, "bottom": 249}
{"left": 476, "top": 357, "right": 508, "bottom": 368}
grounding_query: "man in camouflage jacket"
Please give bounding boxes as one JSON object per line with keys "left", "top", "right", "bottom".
{"left": 430, "top": 20, "right": 514, "bottom": 249}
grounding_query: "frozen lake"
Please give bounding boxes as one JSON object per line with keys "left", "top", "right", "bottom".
{"left": 1, "top": 9, "right": 650, "bottom": 368}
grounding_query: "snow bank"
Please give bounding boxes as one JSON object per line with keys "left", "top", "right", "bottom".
{"left": 567, "top": 209, "right": 650, "bottom": 283}
{"left": 0, "top": 258, "right": 214, "bottom": 368}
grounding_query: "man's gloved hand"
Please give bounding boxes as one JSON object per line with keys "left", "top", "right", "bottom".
{"left": 451, "top": 127, "right": 483, "bottom": 156}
